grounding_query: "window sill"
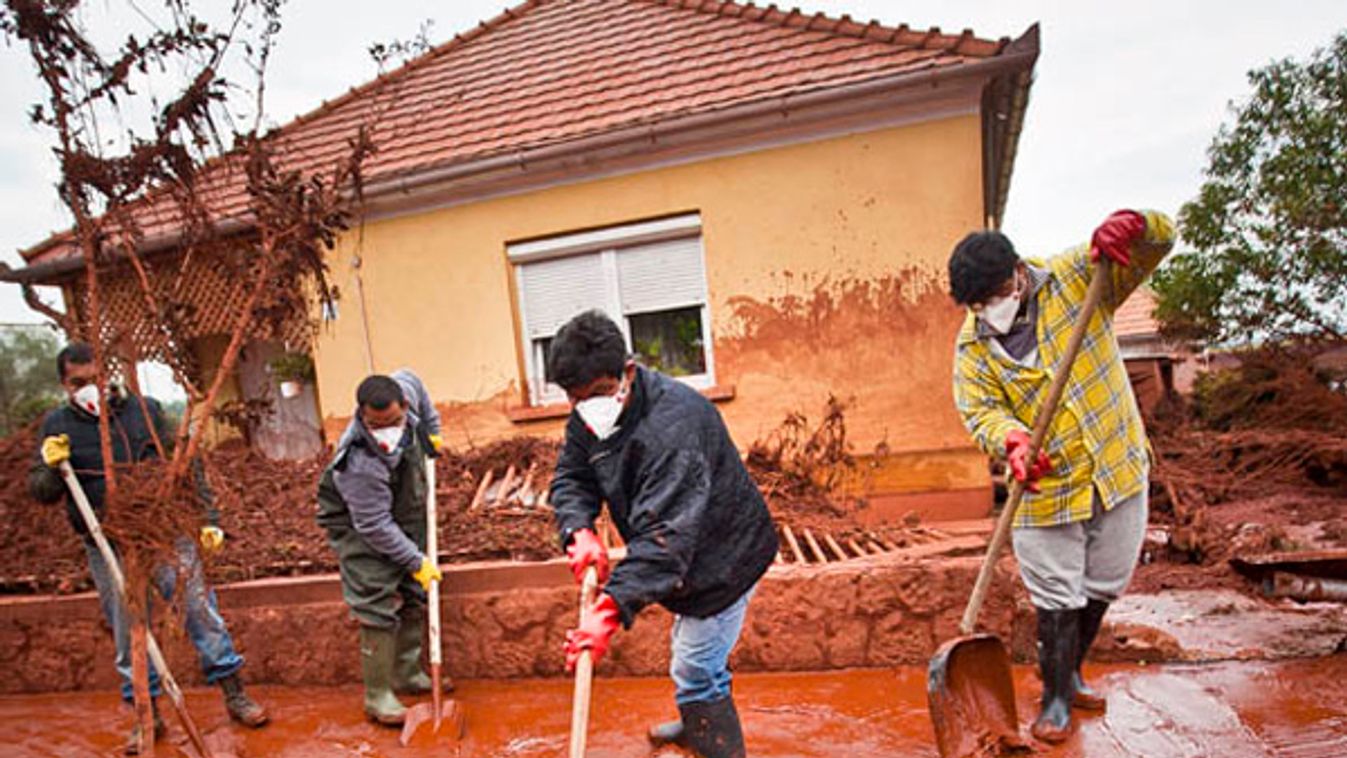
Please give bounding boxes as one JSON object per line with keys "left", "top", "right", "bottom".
{"left": 507, "top": 384, "right": 736, "bottom": 424}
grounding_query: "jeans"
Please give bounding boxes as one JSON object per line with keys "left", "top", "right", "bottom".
{"left": 84, "top": 538, "right": 245, "bottom": 702}
{"left": 669, "top": 585, "right": 755, "bottom": 705}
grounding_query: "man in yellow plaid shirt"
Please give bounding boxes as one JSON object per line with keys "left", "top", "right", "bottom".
{"left": 948, "top": 208, "right": 1175, "bottom": 742}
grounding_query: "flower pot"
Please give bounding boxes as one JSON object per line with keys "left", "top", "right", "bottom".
{"left": 279, "top": 380, "right": 302, "bottom": 399}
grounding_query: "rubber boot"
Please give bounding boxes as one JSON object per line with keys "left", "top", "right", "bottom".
{"left": 1031, "top": 608, "right": 1078, "bottom": 744}
{"left": 393, "top": 606, "right": 454, "bottom": 695}
{"left": 647, "top": 718, "right": 687, "bottom": 748}
{"left": 360, "top": 625, "right": 408, "bottom": 726}
{"left": 123, "top": 700, "right": 166, "bottom": 756}
{"left": 680, "top": 696, "right": 746, "bottom": 758}
{"left": 219, "top": 673, "right": 270, "bottom": 727}
{"left": 1073, "top": 599, "right": 1109, "bottom": 711}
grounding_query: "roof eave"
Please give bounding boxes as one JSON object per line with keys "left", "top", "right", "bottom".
{"left": 8, "top": 28, "right": 1040, "bottom": 285}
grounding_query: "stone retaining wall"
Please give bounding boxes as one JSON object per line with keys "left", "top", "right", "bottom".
{"left": 0, "top": 553, "right": 1034, "bottom": 695}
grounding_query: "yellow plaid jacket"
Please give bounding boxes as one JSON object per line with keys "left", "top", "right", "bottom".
{"left": 953, "top": 210, "right": 1176, "bottom": 527}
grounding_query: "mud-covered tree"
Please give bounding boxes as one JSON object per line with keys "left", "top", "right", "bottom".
{"left": 2, "top": 2, "right": 373, "bottom": 751}
{"left": 1153, "top": 30, "right": 1347, "bottom": 344}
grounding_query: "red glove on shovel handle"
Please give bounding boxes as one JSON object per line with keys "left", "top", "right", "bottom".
{"left": 1090, "top": 209, "right": 1146, "bottom": 266}
{"left": 1005, "top": 429, "right": 1052, "bottom": 493}
{"left": 564, "top": 592, "right": 622, "bottom": 672}
{"left": 565, "top": 528, "right": 610, "bottom": 585}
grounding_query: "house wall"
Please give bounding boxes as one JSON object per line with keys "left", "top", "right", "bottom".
{"left": 314, "top": 113, "right": 992, "bottom": 515}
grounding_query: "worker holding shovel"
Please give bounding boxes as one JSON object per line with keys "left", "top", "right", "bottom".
{"left": 546, "top": 310, "right": 779, "bottom": 758}
{"left": 28, "top": 342, "right": 269, "bottom": 754}
{"left": 948, "top": 209, "right": 1175, "bottom": 742}
{"left": 316, "top": 370, "right": 448, "bottom": 726}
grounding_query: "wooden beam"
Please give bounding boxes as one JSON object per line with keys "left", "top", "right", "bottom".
{"left": 469, "top": 469, "right": 494, "bottom": 511}
{"left": 822, "top": 533, "right": 850, "bottom": 562}
{"left": 782, "top": 525, "right": 807, "bottom": 564}
{"left": 802, "top": 528, "right": 828, "bottom": 563}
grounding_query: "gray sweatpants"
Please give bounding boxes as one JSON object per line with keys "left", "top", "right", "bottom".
{"left": 1011, "top": 485, "right": 1148, "bottom": 610}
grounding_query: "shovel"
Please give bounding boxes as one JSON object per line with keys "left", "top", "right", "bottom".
{"left": 400, "top": 454, "right": 465, "bottom": 747}
{"left": 57, "top": 461, "right": 216, "bottom": 758}
{"left": 568, "top": 565, "right": 600, "bottom": 758}
{"left": 927, "top": 261, "right": 1111, "bottom": 758}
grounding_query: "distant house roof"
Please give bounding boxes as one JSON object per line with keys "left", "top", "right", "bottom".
{"left": 1116, "top": 287, "right": 1162, "bottom": 340}
{"left": 7, "top": 0, "right": 1038, "bottom": 280}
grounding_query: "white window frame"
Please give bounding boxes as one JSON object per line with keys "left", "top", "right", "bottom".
{"left": 510, "top": 213, "right": 715, "bottom": 407}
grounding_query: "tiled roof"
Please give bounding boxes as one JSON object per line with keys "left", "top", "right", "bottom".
{"left": 1116, "top": 287, "right": 1161, "bottom": 339}
{"left": 20, "top": 0, "right": 1028, "bottom": 265}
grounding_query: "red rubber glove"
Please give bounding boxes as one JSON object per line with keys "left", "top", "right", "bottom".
{"left": 565, "top": 528, "right": 610, "bottom": 585}
{"left": 564, "top": 592, "right": 622, "bottom": 672}
{"left": 1089, "top": 210, "right": 1146, "bottom": 266}
{"left": 1005, "top": 429, "right": 1053, "bottom": 493}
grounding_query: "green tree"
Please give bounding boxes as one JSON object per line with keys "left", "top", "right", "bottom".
{"left": 0, "top": 326, "right": 62, "bottom": 436}
{"left": 1154, "top": 31, "right": 1347, "bottom": 344}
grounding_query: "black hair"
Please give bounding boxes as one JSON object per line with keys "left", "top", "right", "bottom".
{"left": 546, "top": 310, "right": 628, "bottom": 391}
{"left": 356, "top": 375, "right": 405, "bottom": 410}
{"left": 947, "top": 230, "right": 1020, "bottom": 306}
{"left": 57, "top": 342, "right": 95, "bottom": 381}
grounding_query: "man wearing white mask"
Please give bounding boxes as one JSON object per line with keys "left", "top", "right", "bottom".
{"left": 29, "top": 342, "right": 268, "bottom": 754}
{"left": 316, "top": 370, "right": 447, "bottom": 725}
{"left": 947, "top": 209, "right": 1175, "bottom": 742}
{"left": 547, "top": 310, "right": 777, "bottom": 758}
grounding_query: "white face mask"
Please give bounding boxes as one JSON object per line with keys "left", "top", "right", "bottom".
{"left": 977, "top": 273, "right": 1023, "bottom": 335}
{"left": 370, "top": 424, "right": 406, "bottom": 454}
{"left": 575, "top": 374, "right": 630, "bottom": 441}
{"left": 72, "top": 385, "right": 101, "bottom": 417}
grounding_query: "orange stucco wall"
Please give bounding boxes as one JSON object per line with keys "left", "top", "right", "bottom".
{"left": 314, "top": 113, "right": 991, "bottom": 506}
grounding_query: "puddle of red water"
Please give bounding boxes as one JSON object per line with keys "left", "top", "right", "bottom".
{"left": 3, "top": 658, "right": 1345, "bottom": 757}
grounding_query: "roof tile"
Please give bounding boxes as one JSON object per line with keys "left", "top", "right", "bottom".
{"left": 24, "top": 0, "right": 1021, "bottom": 262}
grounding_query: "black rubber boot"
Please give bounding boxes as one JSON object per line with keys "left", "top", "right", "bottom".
{"left": 1073, "top": 599, "right": 1109, "bottom": 711}
{"left": 647, "top": 718, "right": 687, "bottom": 748}
{"left": 1030, "top": 607, "right": 1077, "bottom": 744}
{"left": 220, "top": 673, "right": 270, "bottom": 727}
{"left": 123, "top": 700, "right": 166, "bottom": 756}
{"left": 680, "top": 696, "right": 746, "bottom": 758}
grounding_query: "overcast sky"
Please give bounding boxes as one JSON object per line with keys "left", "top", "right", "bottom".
{"left": 2, "top": 0, "right": 1344, "bottom": 327}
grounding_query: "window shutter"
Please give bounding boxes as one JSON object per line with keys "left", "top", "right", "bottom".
{"left": 518, "top": 253, "right": 609, "bottom": 339}
{"left": 616, "top": 237, "right": 705, "bottom": 315}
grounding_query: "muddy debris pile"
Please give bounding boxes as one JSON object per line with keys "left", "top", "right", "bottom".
{"left": 1137, "top": 346, "right": 1347, "bottom": 594}
{"left": 0, "top": 398, "right": 914, "bottom": 594}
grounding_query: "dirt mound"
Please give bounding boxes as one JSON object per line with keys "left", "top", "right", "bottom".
{"left": 1142, "top": 347, "right": 1347, "bottom": 594}
{"left": 0, "top": 401, "right": 902, "bottom": 594}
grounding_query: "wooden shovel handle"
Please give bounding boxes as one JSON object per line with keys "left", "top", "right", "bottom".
{"left": 58, "top": 461, "right": 215, "bottom": 758}
{"left": 958, "top": 261, "right": 1112, "bottom": 634}
{"left": 568, "top": 566, "right": 600, "bottom": 758}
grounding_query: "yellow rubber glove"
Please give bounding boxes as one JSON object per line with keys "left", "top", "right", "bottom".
{"left": 428, "top": 433, "right": 445, "bottom": 454}
{"left": 199, "top": 526, "right": 225, "bottom": 553}
{"left": 411, "top": 555, "right": 442, "bottom": 591}
{"left": 41, "top": 434, "right": 71, "bottom": 467}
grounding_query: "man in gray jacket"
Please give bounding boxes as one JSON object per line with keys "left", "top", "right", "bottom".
{"left": 316, "top": 370, "right": 446, "bottom": 725}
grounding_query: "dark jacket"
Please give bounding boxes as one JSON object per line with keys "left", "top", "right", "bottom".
{"left": 315, "top": 420, "right": 430, "bottom": 571}
{"left": 550, "top": 367, "right": 778, "bottom": 626}
{"left": 28, "top": 394, "right": 215, "bottom": 537}
{"left": 315, "top": 370, "right": 440, "bottom": 571}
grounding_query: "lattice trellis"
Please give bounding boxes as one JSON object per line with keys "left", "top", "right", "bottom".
{"left": 67, "top": 246, "right": 315, "bottom": 388}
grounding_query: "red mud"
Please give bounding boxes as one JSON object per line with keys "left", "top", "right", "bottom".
{"left": 0, "top": 416, "right": 962, "bottom": 595}
{"left": 2, "top": 658, "right": 1345, "bottom": 757}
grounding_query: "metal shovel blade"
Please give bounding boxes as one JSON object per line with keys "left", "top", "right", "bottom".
{"left": 927, "top": 634, "right": 1027, "bottom": 758}
{"left": 399, "top": 699, "right": 465, "bottom": 748}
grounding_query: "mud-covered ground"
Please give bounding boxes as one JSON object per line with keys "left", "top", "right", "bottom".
{"left": 2, "top": 658, "right": 1345, "bottom": 757}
